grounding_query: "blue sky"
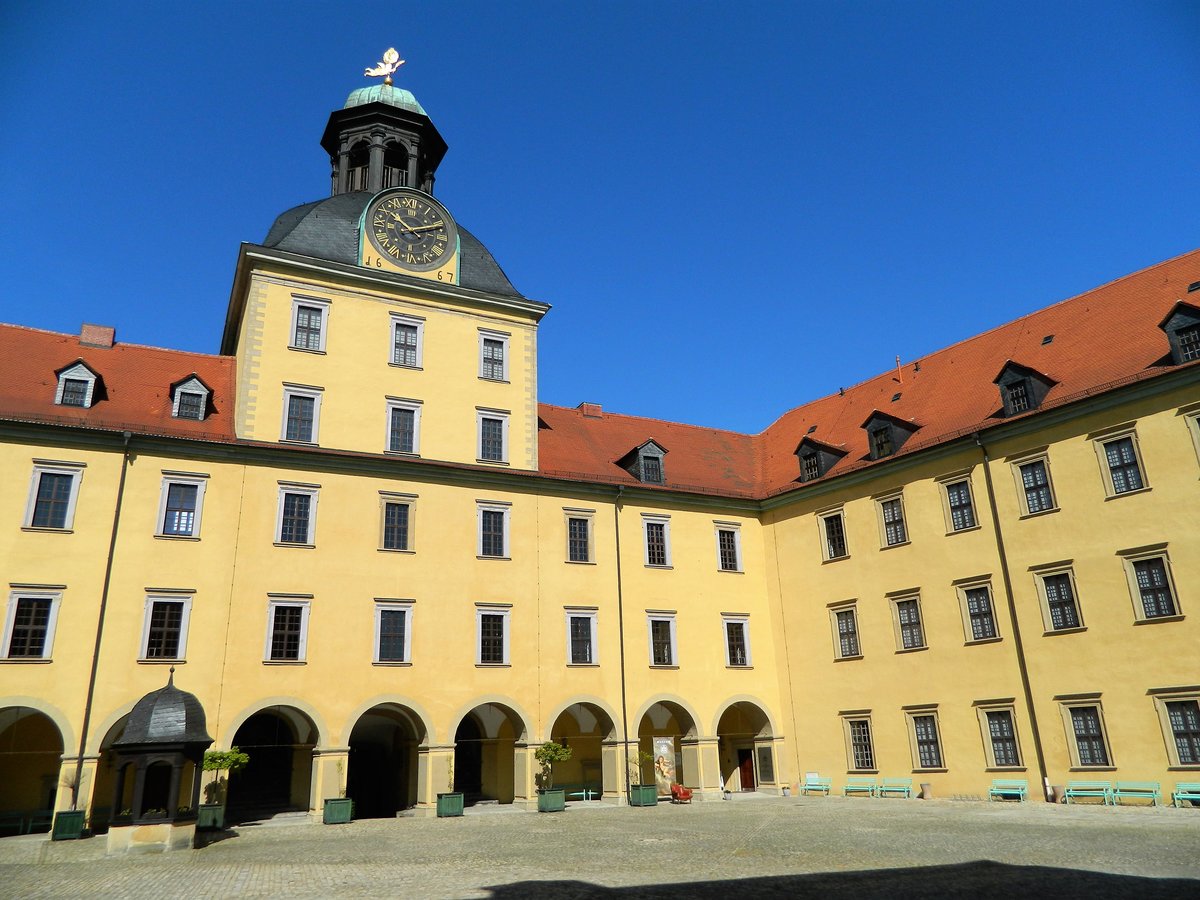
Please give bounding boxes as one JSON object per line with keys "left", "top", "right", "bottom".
{"left": 1, "top": 1, "right": 1197, "bottom": 433}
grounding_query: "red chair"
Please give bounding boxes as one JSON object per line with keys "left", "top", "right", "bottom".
{"left": 670, "top": 783, "right": 693, "bottom": 803}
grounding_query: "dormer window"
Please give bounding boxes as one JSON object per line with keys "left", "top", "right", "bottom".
{"left": 619, "top": 440, "right": 667, "bottom": 485}
{"left": 1159, "top": 302, "right": 1200, "bottom": 365}
{"left": 861, "top": 412, "right": 919, "bottom": 461}
{"left": 796, "top": 437, "right": 847, "bottom": 483}
{"left": 993, "top": 362, "right": 1056, "bottom": 418}
{"left": 54, "top": 362, "right": 99, "bottom": 409}
{"left": 170, "top": 375, "right": 211, "bottom": 421}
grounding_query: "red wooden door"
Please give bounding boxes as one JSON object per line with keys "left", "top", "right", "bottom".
{"left": 737, "top": 748, "right": 755, "bottom": 790}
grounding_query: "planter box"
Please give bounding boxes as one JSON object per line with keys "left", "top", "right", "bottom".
{"left": 322, "top": 798, "right": 354, "bottom": 825}
{"left": 436, "top": 792, "right": 464, "bottom": 818}
{"left": 51, "top": 810, "right": 86, "bottom": 841}
{"left": 197, "top": 804, "right": 225, "bottom": 830}
{"left": 537, "top": 789, "right": 566, "bottom": 813}
{"left": 627, "top": 784, "right": 658, "bottom": 807}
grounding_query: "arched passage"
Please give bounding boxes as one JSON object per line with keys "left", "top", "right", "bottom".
{"left": 452, "top": 702, "right": 527, "bottom": 806}
{"left": 716, "top": 700, "right": 774, "bottom": 792}
{"left": 637, "top": 700, "right": 698, "bottom": 794}
{"left": 90, "top": 715, "right": 131, "bottom": 833}
{"left": 347, "top": 704, "right": 424, "bottom": 818}
{"left": 548, "top": 702, "right": 616, "bottom": 798}
{"left": 0, "top": 707, "right": 63, "bottom": 834}
{"left": 226, "top": 706, "right": 317, "bottom": 822}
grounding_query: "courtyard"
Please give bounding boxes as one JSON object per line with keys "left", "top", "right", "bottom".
{"left": 1, "top": 796, "right": 1197, "bottom": 898}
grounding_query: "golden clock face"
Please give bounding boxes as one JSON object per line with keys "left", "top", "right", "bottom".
{"left": 365, "top": 189, "right": 458, "bottom": 272}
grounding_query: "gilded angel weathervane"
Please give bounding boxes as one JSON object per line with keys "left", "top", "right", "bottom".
{"left": 365, "top": 48, "right": 405, "bottom": 86}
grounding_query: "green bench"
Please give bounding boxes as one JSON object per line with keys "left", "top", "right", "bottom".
{"left": 878, "top": 778, "right": 913, "bottom": 799}
{"left": 1172, "top": 782, "right": 1200, "bottom": 808}
{"left": 843, "top": 777, "right": 876, "bottom": 798}
{"left": 1064, "top": 781, "right": 1113, "bottom": 805}
{"left": 800, "top": 775, "right": 832, "bottom": 796}
{"left": 1114, "top": 781, "right": 1161, "bottom": 806}
{"left": 988, "top": 779, "right": 1028, "bottom": 801}
{"left": 557, "top": 781, "right": 602, "bottom": 801}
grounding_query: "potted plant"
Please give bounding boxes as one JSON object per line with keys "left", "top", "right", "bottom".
{"left": 627, "top": 750, "right": 657, "bottom": 807}
{"left": 534, "top": 741, "right": 573, "bottom": 812}
{"left": 323, "top": 760, "right": 355, "bottom": 824}
{"left": 200, "top": 747, "right": 249, "bottom": 830}
{"left": 437, "top": 757, "right": 464, "bottom": 818}
{"left": 51, "top": 772, "right": 86, "bottom": 840}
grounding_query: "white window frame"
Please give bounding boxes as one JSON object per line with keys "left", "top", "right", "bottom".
{"left": 714, "top": 522, "right": 743, "bottom": 573}
{"left": 2, "top": 590, "right": 63, "bottom": 660}
{"left": 476, "top": 408, "right": 510, "bottom": 463}
{"left": 54, "top": 362, "right": 97, "bottom": 408}
{"left": 139, "top": 594, "right": 193, "bottom": 661}
{"left": 817, "top": 507, "right": 849, "bottom": 561}
{"left": 275, "top": 483, "right": 319, "bottom": 546}
{"left": 476, "top": 605, "right": 511, "bottom": 666}
{"left": 390, "top": 313, "right": 425, "bottom": 369}
{"left": 289, "top": 295, "right": 330, "bottom": 352}
{"left": 171, "top": 377, "right": 210, "bottom": 420}
{"left": 1117, "top": 544, "right": 1181, "bottom": 622}
{"left": 280, "top": 384, "right": 323, "bottom": 444}
{"left": 564, "top": 508, "right": 595, "bottom": 564}
{"left": 829, "top": 601, "right": 862, "bottom": 660}
{"left": 642, "top": 514, "right": 672, "bottom": 568}
{"left": 478, "top": 329, "right": 510, "bottom": 381}
{"left": 155, "top": 472, "right": 208, "bottom": 538}
{"left": 1010, "top": 450, "right": 1058, "bottom": 517}
{"left": 373, "top": 600, "right": 414, "bottom": 664}
{"left": 1183, "top": 405, "right": 1200, "bottom": 469}
{"left": 1091, "top": 424, "right": 1150, "bottom": 498}
{"left": 1031, "top": 562, "right": 1085, "bottom": 633}
{"left": 379, "top": 492, "right": 416, "bottom": 553}
{"left": 841, "top": 713, "right": 877, "bottom": 772}
{"left": 974, "top": 702, "right": 1025, "bottom": 770}
{"left": 937, "top": 470, "right": 980, "bottom": 534}
{"left": 264, "top": 597, "right": 311, "bottom": 662}
{"left": 646, "top": 612, "right": 677, "bottom": 667}
{"left": 564, "top": 608, "right": 598, "bottom": 666}
{"left": 876, "top": 491, "right": 909, "bottom": 548}
{"left": 1149, "top": 688, "right": 1200, "bottom": 769}
{"left": 1056, "top": 696, "right": 1114, "bottom": 769}
{"left": 722, "top": 614, "right": 751, "bottom": 667}
{"left": 23, "top": 461, "right": 85, "bottom": 531}
{"left": 385, "top": 397, "right": 422, "bottom": 455}
{"left": 889, "top": 592, "right": 926, "bottom": 651}
{"left": 954, "top": 577, "right": 1001, "bottom": 644}
{"left": 476, "top": 501, "right": 511, "bottom": 559}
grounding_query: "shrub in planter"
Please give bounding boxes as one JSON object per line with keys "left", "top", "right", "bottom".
{"left": 534, "top": 741, "right": 573, "bottom": 813}
{"left": 437, "top": 757, "right": 464, "bottom": 818}
{"left": 200, "top": 747, "right": 249, "bottom": 829}
{"left": 627, "top": 750, "right": 657, "bottom": 806}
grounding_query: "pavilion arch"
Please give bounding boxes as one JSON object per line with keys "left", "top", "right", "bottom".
{"left": 86, "top": 700, "right": 139, "bottom": 756}
{"left": 546, "top": 699, "right": 619, "bottom": 799}
{"left": 0, "top": 697, "right": 75, "bottom": 756}
{"left": 339, "top": 695, "right": 434, "bottom": 747}
{"left": 224, "top": 703, "right": 321, "bottom": 823}
{"left": 544, "top": 696, "right": 620, "bottom": 743}
{"left": 631, "top": 695, "right": 702, "bottom": 740}
{"left": 450, "top": 699, "right": 531, "bottom": 806}
{"left": 218, "top": 697, "right": 328, "bottom": 751}
{"left": 91, "top": 712, "right": 134, "bottom": 832}
{"left": 710, "top": 696, "right": 779, "bottom": 740}
{"left": 715, "top": 698, "right": 778, "bottom": 793}
{"left": 346, "top": 702, "right": 427, "bottom": 818}
{"left": 634, "top": 696, "right": 702, "bottom": 792}
{"left": 0, "top": 705, "right": 66, "bottom": 826}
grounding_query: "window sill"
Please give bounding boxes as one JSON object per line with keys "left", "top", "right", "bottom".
{"left": 0, "top": 658, "right": 52, "bottom": 664}
{"left": 287, "top": 346, "right": 326, "bottom": 355}
{"left": 649, "top": 664, "right": 679, "bottom": 670}
{"left": 263, "top": 660, "right": 306, "bottom": 665}
{"left": 912, "top": 768, "right": 947, "bottom": 774}
{"left": 476, "top": 458, "right": 510, "bottom": 467}
{"left": 478, "top": 377, "right": 511, "bottom": 384}
{"left": 155, "top": 534, "right": 200, "bottom": 542}
{"left": 1042, "top": 626, "right": 1087, "bottom": 637}
{"left": 274, "top": 542, "right": 316, "bottom": 549}
{"left": 378, "top": 547, "right": 415, "bottom": 554}
{"left": 645, "top": 565, "right": 674, "bottom": 570}
{"left": 1167, "top": 765, "right": 1200, "bottom": 771}
{"left": 373, "top": 661, "right": 412, "bottom": 667}
{"left": 567, "top": 663, "right": 599, "bottom": 668}
{"left": 565, "top": 559, "right": 596, "bottom": 565}
{"left": 880, "top": 540, "right": 911, "bottom": 551}
{"left": 1133, "top": 614, "right": 1185, "bottom": 626}
{"left": 137, "top": 658, "right": 185, "bottom": 665}
{"left": 388, "top": 363, "right": 424, "bottom": 371}
{"left": 822, "top": 555, "right": 850, "bottom": 564}
{"left": 279, "top": 439, "right": 319, "bottom": 447}
{"left": 965, "top": 636, "right": 1004, "bottom": 646}
{"left": 20, "top": 526, "right": 73, "bottom": 534}
{"left": 1068, "top": 766, "right": 1116, "bottom": 773}
{"left": 1018, "top": 508, "right": 1060, "bottom": 520}
{"left": 476, "top": 663, "right": 511, "bottom": 668}
{"left": 384, "top": 450, "right": 421, "bottom": 459}
{"left": 833, "top": 655, "right": 863, "bottom": 662}
{"left": 726, "top": 665, "right": 753, "bottom": 670}
{"left": 717, "top": 568, "right": 744, "bottom": 575}
{"left": 985, "top": 767, "right": 1027, "bottom": 773}
{"left": 847, "top": 769, "right": 878, "bottom": 775}
{"left": 894, "top": 646, "right": 928, "bottom": 654}
{"left": 1104, "top": 486, "right": 1152, "bottom": 501}
{"left": 947, "top": 524, "right": 982, "bottom": 536}
{"left": 477, "top": 555, "right": 511, "bottom": 561}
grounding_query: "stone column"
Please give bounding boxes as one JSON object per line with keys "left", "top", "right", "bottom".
{"left": 601, "top": 739, "right": 636, "bottom": 804}
{"left": 336, "top": 143, "right": 351, "bottom": 195}
{"left": 513, "top": 742, "right": 536, "bottom": 810}
{"left": 57, "top": 755, "right": 99, "bottom": 814}
{"left": 368, "top": 132, "right": 386, "bottom": 193}
{"left": 681, "top": 737, "right": 722, "bottom": 800}
{"left": 406, "top": 145, "right": 419, "bottom": 191}
{"left": 311, "top": 746, "right": 349, "bottom": 822}
{"left": 414, "top": 744, "right": 453, "bottom": 817}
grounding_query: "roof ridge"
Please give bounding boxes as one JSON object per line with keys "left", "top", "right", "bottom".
{"left": 0, "top": 322, "right": 232, "bottom": 362}
{"left": 539, "top": 401, "right": 755, "bottom": 438}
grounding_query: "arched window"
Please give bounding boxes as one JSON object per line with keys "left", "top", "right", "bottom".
{"left": 382, "top": 142, "right": 409, "bottom": 188}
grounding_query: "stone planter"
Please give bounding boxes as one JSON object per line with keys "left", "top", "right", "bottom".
{"left": 51, "top": 810, "right": 86, "bottom": 841}
{"left": 537, "top": 789, "right": 566, "bottom": 813}
{"left": 322, "top": 798, "right": 354, "bottom": 824}
{"left": 436, "top": 792, "right": 464, "bottom": 817}
{"left": 627, "top": 784, "right": 658, "bottom": 807}
{"left": 197, "top": 804, "right": 225, "bottom": 830}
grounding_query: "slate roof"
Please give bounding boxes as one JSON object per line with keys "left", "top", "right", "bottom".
{"left": 262, "top": 193, "right": 523, "bottom": 298}
{"left": 114, "top": 672, "right": 212, "bottom": 747}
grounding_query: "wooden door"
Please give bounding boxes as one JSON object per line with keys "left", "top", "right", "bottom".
{"left": 737, "top": 748, "right": 755, "bottom": 790}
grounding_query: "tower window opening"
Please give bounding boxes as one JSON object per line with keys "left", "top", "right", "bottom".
{"left": 347, "top": 141, "right": 369, "bottom": 192}
{"left": 382, "top": 143, "right": 409, "bottom": 189}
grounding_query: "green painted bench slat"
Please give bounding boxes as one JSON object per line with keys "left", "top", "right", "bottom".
{"left": 1172, "top": 782, "right": 1200, "bottom": 808}
{"left": 801, "top": 776, "right": 832, "bottom": 796}
{"left": 988, "top": 779, "right": 1028, "bottom": 801}
{"left": 1114, "top": 781, "right": 1161, "bottom": 805}
{"left": 1064, "top": 781, "right": 1113, "bottom": 805}
{"left": 843, "top": 777, "right": 877, "bottom": 798}
{"left": 879, "top": 778, "right": 913, "bottom": 798}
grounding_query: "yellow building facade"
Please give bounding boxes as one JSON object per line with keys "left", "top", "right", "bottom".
{"left": 2, "top": 80, "right": 1199, "bottom": 832}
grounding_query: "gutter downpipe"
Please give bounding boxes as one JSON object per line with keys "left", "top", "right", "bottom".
{"left": 974, "top": 432, "right": 1050, "bottom": 800}
{"left": 613, "top": 486, "right": 632, "bottom": 797}
{"left": 71, "top": 431, "right": 133, "bottom": 810}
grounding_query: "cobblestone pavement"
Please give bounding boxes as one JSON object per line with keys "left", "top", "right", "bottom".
{"left": 2, "top": 797, "right": 1198, "bottom": 899}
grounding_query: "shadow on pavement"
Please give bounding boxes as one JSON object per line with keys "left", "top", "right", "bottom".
{"left": 484, "top": 860, "right": 1197, "bottom": 898}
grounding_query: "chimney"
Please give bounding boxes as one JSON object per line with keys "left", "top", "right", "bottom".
{"left": 578, "top": 402, "right": 603, "bottom": 419}
{"left": 80, "top": 323, "right": 115, "bottom": 349}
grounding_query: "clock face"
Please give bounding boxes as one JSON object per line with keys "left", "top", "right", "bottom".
{"left": 365, "top": 190, "right": 458, "bottom": 272}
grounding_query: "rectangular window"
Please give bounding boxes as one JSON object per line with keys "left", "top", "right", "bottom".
{"left": 566, "top": 611, "right": 597, "bottom": 665}
{"left": 871, "top": 426, "right": 893, "bottom": 459}
{"left": 1007, "top": 381, "right": 1030, "bottom": 413}
{"left": 567, "top": 515, "right": 592, "bottom": 563}
{"left": 281, "top": 387, "right": 322, "bottom": 443}
{"left": 1180, "top": 324, "right": 1200, "bottom": 362}
{"left": 386, "top": 400, "right": 421, "bottom": 454}
{"left": 723, "top": 617, "right": 750, "bottom": 667}
{"left": 391, "top": 314, "right": 424, "bottom": 368}
{"left": 643, "top": 517, "right": 671, "bottom": 567}
{"left": 641, "top": 455, "right": 663, "bottom": 484}
{"left": 60, "top": 378, "right": 89, "bottom": 407}
{"left": 879, "top": 495, "right": 908, "bottom": 547}
{"left": 381, "top": 501, "right": 410, "bottom": 551}
{"left": 1040, "top": 571, "right": 1082, "bottom": 631}
{"left": 276, "top": 486, "right": 318, "bottom": 546}
{"left": 1122, "top": 553, "right": 1179, "bottom": 620}
{"left": 477, "top": 608, "right": 510, "bottom": 665}
{"left": 175, "top": 391, "right": 206, "bottom": 420}
{"left": 820, "top": 511, "right": 848, "bottom": 560}
{"left": 962, "top": 584, "right": 998, "bottom": 641}
{"left": 290, "top": 297, "right": 329, "bottom": 351}
{"left": 801, "top": 453, "right": 820, "bottom": 482}
{"left": 477, "top": 503, "right": 510, "bottom": 558}
{"left": 1068, "top": 705, "right": 1111, "bottom": 767}
{"left": 479, "top": 332, "right": 509, "bottom": 381}
{"left": 2, "top": 592, "right": 61, "bottom": 659}
{"left": 265, "top": 600, "right": 309, "bottom": 661}
{"left": 1017, "top": 458, "right": 1056, "bottom": 514}
{"left": 893, "top": 597, "right": 925, "bottom": 650}
{"left": 28, "top": 470, "right": 78, "bottom": 529}
{"left": 833, "top": 607, "right": 860, "bottom": 659}
{"left": 374, "top": 602, "right": 412, "bottom": 663}
{"left": 1102, "top": 436, "right": 1145, "bottom": 494}
{"left": 716, "top": 525, "right": 741, "bottom": 572}
{"left": 847, "top": 718, "right": 875, "bottom": 770}
{"left": 477, "top": 411, "right": 509, "bottom": 462}
{"left": 985, "top": 709, "right": 1022, "bottom": 767}
{"left": 647, "top": 614, "right": 676, "bottom": 666}
{"left": 157, "top": 476, "right": 206, "bottom": 538}
{"left": 945, "top": 479, "right": 977, "bottom": 531}
{"left": 1166, "top": 700, "right": 1200, "bottom": 765}
{"left": 911, "top": 714, "right": 944, "bottom": 769}
{"left": 141, "top": 596, "right": 191, "bottom": 660}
